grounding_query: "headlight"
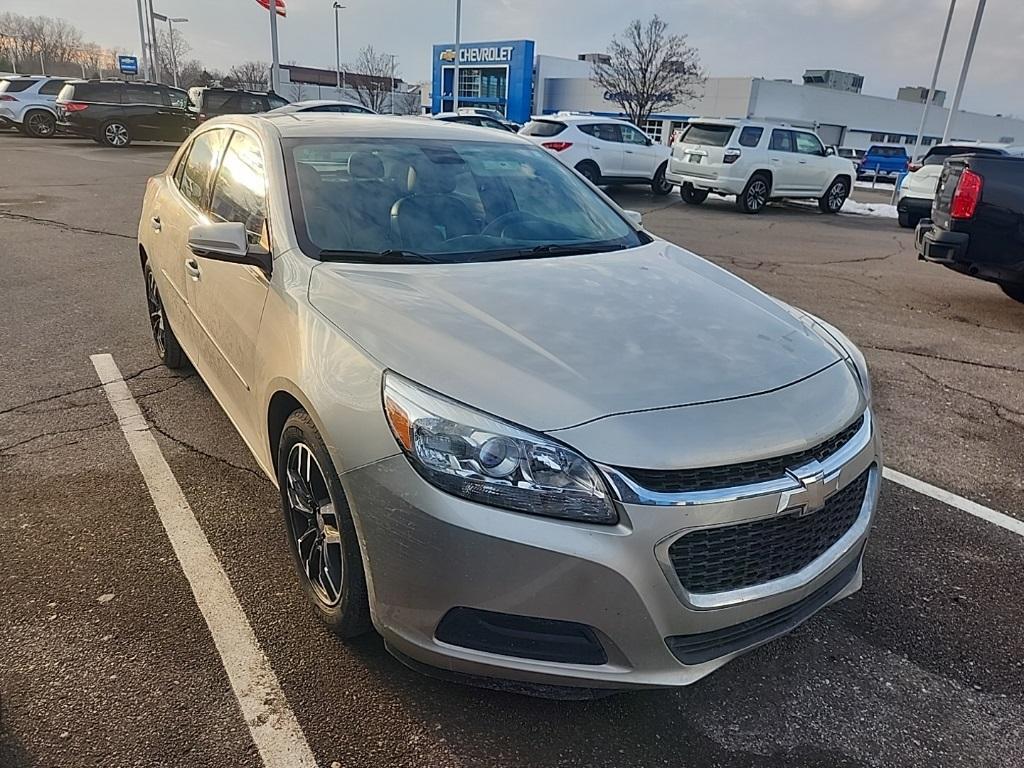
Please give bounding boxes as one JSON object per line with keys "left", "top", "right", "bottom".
{"left": 807, "top": 316, "right": 872, "bottom": 405}
{"left": 382, "top": 373, "right": 617, "bottom": 524}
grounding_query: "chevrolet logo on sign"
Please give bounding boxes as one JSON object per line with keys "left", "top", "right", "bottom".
{"left": 439, "top": 49, "right": 457, "bottom": 62}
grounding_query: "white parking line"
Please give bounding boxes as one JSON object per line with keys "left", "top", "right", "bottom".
{"left": 90, "top": 354, "right": 318, "bottom": 768}
{"left": 883, "top": 467, "right": 1024, "bottom": 538}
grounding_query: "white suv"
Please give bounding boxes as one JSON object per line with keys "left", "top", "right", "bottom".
{"left": 667, "top": 119, "right": 856, "bottom": 214}
{"left": 0, "top": 76, "right": 68, "bottom": 138}
{"left": 520, "top": 113, "right": 672, "bottom": 195}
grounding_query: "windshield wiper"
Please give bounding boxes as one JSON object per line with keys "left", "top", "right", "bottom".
{"left": 318, "top": 248, "right": 442, "bottom": 264}
{"left": 483, "top": 243, "right": 628, "bottom": 262}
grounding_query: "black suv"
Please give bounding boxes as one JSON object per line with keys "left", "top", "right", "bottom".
{"left": 188, "top": 87, "right": 288, "bottom": 123}
{"left": 56, "top": 80, "right": 196, "bottom": 147}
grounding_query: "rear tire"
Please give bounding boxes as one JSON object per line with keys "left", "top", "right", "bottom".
{"left": 999, "top": 283, "right": 1024, "bottom": 303}
{"left": 143, "top": 262, "right": 185, "bottom": 369}
{"left": 100, "top": 120, "right": 131, "bottom": 148}
{"left": 23, "top": 110, "right": 56, "bottom": 138}
{"left": 575, "top": 161, "right": 601, "bottom": 186}
{"left": 651, "top": 163, "right": 672, "bottom": 196}
{"left": 818, "top": 177, "right": 850, "bottom": 214}
{"left": 897, "top": 210, "right": 918, "bottom": 229}
{"left": 736, "top": 173, "right": 771, "bottom": 214}
{"left": 278, "top": 410, "right": 372, "bottom": 638}
{"left": 680, "top": 183, "right": 709, "bottom": 205}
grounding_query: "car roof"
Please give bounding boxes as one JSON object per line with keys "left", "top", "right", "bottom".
{"left": 218, "top": 113, "right": 531, "bottom": 143}
{"left": 529, "top": 113, "right": 632, "bottom": 125}
{"left": 284, "top": 99, "right": 368, "bottom": 109}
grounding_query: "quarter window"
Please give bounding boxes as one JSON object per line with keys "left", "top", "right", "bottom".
{"left": 769, "top": 129, "right": 795, "bottom": 152}
{"left": 738, "top": 126, "right": 763, "bottom": 147}
{"left": 209, "top": 132, "right": 267, "bottom": 243}
{"left": 178, "top": 129, "right": 229, "bottom": 209}
{"left": 39, "top": 79, "right": 66, "bottom": 96}
{"left": 794, "top": 132, "right": 825, "bottom": 156}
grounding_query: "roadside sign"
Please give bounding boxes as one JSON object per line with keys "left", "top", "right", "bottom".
{"left": 118, "top": 55, "right": 139, "bottom": 76}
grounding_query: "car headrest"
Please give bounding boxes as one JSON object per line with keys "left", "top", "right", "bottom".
{"left": 407, "top": 161, "right": 459, "bottom": 195}
{"left": 348, "top": 152, "right": 385, "bottom": 180}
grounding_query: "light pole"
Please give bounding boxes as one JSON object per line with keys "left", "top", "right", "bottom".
{"left": 333, "top": 3, "right": 345, "bottom": 97}
{"left": 389, "top": 53, "right": 396, "bottom": 114}
{"left": 452, "top": 0, "right": 462, "bottom": 111}
{"left": 134, "top": 0, "right": 150, "bottom": 80}
{"left": 911, "top": 0, "right": 956, "bottom": 162}
{"left": 943, "top": 0, "right": 988, "bottom": 143}
{"left": 153, "top": 12, "right": 188, "bottom": 88}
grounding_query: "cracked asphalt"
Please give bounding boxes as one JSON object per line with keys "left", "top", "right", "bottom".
{"left": 1, "top": 137, "right": 1022, "bottom": 768}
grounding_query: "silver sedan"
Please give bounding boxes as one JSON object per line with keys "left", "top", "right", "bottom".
{"left": 136, "top": 113, "right": 881, "bottom": 693}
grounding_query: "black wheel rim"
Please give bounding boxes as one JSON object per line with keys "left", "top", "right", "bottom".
{"left": 28, "top": 113, "right": 54, "bottom": 136}
{"left": 146, "top": 269, "right": 166, "bottom": 357}
{"left": 746, "top": 180, "right": 768, "bottom": 210}
{"left": 828, "top": 182, "right": 847, "bottom": 211}
{"left": 655, "top": 172, "right": 671, "bottom": 193}
{"left": 286, "top": 443, "right": 343, "bottom": 607}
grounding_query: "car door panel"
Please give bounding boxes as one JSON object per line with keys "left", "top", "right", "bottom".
{"left": 793, "top": 132, "right": 832, "bottom": 194}
{"left": 581, "top": 123, "right": 624, "bottom": 177}
{"left": 619, "top": 125, "right": 657, "bottom": 178}
{"left": 190, "top": 129, "right": 271, "bottom": 437}
{"left": 767, "top": 129, "right": 799, "bottom": 194}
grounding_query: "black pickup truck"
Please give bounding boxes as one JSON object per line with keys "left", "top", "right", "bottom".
{"left": 916, "top": 154, "right": 1024, "bottom": 303}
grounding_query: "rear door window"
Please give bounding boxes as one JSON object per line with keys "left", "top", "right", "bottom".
{"left": 178, "top": 129, "right": 230, "bottom": 209}
{"left": 201, "top": 91, "right": 235, "bottom": 113}
{"left": 770, "top": 129, "right": 795, "bottom": 152}
{"left": 619, "top": 125, "right": 649, "bottom": 145}
{"left": 680, "top": 123, "right": 734, "bottom": 147}
{"left": 738, "top": 126, "right": 763, "bottom": 147}
{"left": 74, "top": 83, "right": 124, "bottom": 103}
{"left": 521, "top": 120, "right": 565, "bottom": 137}
{"left": 164, "top": 87, "right": 189, "bottom": 109}
{"left": 580, "top": 123, "right": 621, "bottom": 143}
{"left": 39, "top": 79, "right": 66, "bottom": 96}
{"left": 126, "top": 84, "right": 164, "bottom": 106}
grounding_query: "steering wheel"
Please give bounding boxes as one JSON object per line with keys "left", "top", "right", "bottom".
{"left": 481, "top": 211, "right": 550, "bottom": 238}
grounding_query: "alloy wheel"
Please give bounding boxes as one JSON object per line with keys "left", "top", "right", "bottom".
{"left": 828, "top": 181, "right": 847, "bottom": 211}
{"left": 746, "top": 180, "right": 769, "bottom": 211}
{"left": 27, "top": 113, "right": 54, "bottom": 137}
{"left": 285, "top": 443, "right": 344, "bottom": 606}
{"left": 105, "top": 123, "right": 129, "bottom": 147}
{"left": 146, "top": 269, "right": 166, "bottom": 357}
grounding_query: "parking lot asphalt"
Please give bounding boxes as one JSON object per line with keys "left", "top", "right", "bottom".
{"left": 1, "top": 137, "right": 1022, "bottom": 768}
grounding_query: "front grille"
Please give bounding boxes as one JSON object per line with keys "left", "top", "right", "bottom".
{"left": 668, "top": 468, "right": 871, "bottom": 594}
{"left": 666, "top": 554, "right": 862, "bottom": 665}
{"left": 619, "top": 415, "right": 864, "bottom": 494}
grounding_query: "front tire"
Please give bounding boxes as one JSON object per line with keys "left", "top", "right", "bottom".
{"left": 144, "top": 262, "right": 185, "bottom": 369}
{"left": 651, "top": 163, "right": 672, "bottom": 196}
{"left": 278, "top": 410, "right": 372, "bottom": 638}
{"left": 819, "top": 177, "right": 850, "bottom": 214}
{"left": 101, "top": 120, "right": 131, "bottom": 147}
{"left": 999, "top": 283, "right": 1024, "bottom": 303}
{"left": 736, "top": 173, "right": 771, "bottom": 214}
{"left": 680, "top": 183, "right": 709, "bottom": 205}
{"left": 23, "top": 110, "right": 56, "bottom": 138}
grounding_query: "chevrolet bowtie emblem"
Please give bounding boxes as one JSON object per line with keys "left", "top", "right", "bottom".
{"left": 777, "top": 460, "right": 839, "bottom": 517}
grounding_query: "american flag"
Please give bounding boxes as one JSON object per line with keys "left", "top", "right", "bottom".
{"left": 256, "top": 0, "right": 286, "bottom": 17}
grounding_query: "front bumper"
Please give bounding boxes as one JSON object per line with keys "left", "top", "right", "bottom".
{"left": 343, "top": 413, "right": 881, "bottom": 690}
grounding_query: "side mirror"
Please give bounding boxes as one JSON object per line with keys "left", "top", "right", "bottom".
{"left": 623, "top": 209, "right": 643, "bottom": 228}
{"left": 188, "top": 221, "right": 272, "bottom": 276}
{"left": 825, "top": 146, "right": 836, "bottom": 156}
{"left": 645, "top": 138, "right": 654, "bottom": 146}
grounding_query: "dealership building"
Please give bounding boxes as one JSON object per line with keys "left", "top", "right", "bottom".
{"left": 431, "top": 39, "right": 1024, "bottom": 150}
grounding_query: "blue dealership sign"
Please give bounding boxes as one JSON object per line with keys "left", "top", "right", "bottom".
{"left": 431, "top": 40, "right": 535, "bottom": 124}
{"left": 118, "top": 55, "right": 139, "bottom": 76}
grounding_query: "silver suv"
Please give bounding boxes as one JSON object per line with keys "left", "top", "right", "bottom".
{"left": 0, "top": 76, "right": 67, "bottom": 138}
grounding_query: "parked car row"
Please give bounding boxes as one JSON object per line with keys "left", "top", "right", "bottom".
{"left": 0, "top": 75, "right": 378, "bottom": 148}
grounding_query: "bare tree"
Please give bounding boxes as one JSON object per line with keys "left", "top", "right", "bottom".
{"left": 0, "top": 12, "right": 84, "bottom": 74}
{"left": 349, "top": 45, "right": 394, "bottom": 114}
{"left": 156, "top": 29, "right": 191, "bottom": 86}
{"left": 393, "top": 86, "right": 422, "bottom": 116}
{"left": 591, "top": 15, "right": 704, "bottom": 126}
{"left": 228, "top": 61, "right": 269, "bottom": 91}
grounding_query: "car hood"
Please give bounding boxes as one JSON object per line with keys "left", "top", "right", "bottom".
{"left": 308, "top": 241, "right": 843, "bottom": 431}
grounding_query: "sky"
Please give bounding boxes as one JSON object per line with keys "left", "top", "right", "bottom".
{"left": 5, "top": 0, "right": 1023, "bottom": 116}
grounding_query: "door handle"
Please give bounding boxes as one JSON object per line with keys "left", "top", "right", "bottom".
{"left": 624, "top": 149, "right": 634, "bottom": 154}
{"left": 798, "top": 160, "right": 808, "bottom": 164}
{"left": 150, "top": 216, "right": 162, "bottom": 232}
{"left": 185, "top": 257, "right": 201, "bottom": 280}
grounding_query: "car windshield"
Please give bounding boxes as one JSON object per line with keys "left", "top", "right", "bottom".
{"left": 284, "top": 137, "right": 646, "bottom": 263}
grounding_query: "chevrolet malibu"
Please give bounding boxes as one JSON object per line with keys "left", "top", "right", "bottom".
{"left": 137, "top": 114, "right": 881, "bottom": 693}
